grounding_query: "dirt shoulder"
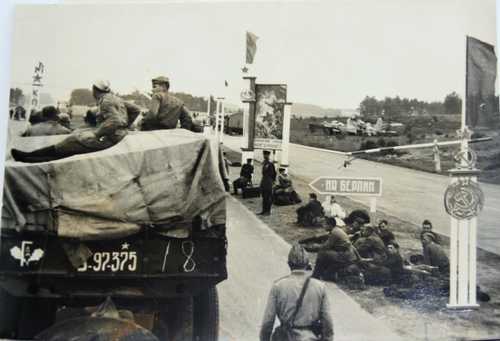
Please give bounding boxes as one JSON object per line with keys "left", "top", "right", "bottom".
{"left": 224, "top": 148, "right": 500, "bottom": 341}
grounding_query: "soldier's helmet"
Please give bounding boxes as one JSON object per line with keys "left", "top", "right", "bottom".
{"left": 93, "top": 80, "right": 111, "bottom": 92}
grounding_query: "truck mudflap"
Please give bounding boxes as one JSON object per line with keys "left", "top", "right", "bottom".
{"left": 36, "top": 298, "right": 159, "bottom": 341}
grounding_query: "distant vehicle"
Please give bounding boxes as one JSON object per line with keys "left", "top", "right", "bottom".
{"left": 309, "top": 117, "right": 403, "bottom": 137}
{"left": 224, "top": 112, "right": 243, "bottom": 135}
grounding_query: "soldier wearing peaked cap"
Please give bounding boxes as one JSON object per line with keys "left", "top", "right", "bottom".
{"left": 11, "top": 80, "right": 129, "bottom": 163}
{"left": 260, "top": 243, "right": 334, "bottom": 341}
{"left": 140, "top": 76, "right": 202, "bottom": 132}
{"left": 258, "top": 150, "right": 276, "bottom": 215}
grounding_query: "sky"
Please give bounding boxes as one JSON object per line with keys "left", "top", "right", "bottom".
{"left": 5, "top": 0, "right": 497, "bottom": 110}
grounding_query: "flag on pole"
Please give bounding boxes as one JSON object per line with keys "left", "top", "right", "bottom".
{"left": 246, "top": 31, "right": 258, "bottom": 64}
{"left": 466, "top": 36, "right": 497, "bottom": 128}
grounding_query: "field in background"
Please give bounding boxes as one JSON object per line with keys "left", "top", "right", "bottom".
{"left": 290, "top": 115, "right": 500, "bottom": 185}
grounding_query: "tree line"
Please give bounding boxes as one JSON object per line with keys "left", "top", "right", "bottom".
{"left": 359, "top": 92, "right": 463, "bottom": 120}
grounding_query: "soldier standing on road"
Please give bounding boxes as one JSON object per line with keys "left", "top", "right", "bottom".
{"left": 259, "top": 150, "right": 276, "bottom": 215}
{"left": 140, "top": 76, "right": 201, "bottom": 132}
{"left": 260, "top": 243, "right": 334, "bottom": 341}
{"left": 11, "top": 80, "right": 129, "bottom": 163}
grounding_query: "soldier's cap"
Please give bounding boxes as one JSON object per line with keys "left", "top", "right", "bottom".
{"left": 152, "top": 76, "right": 170, "bottom": 84}
{"left": 263, "top": 150, "right": 271, "bottom": 155}
{"left": 92, "top": 80, "right": 111, "bottom": 93}
{"left": 288, "top": 243, "right": 310, "bottom": 268}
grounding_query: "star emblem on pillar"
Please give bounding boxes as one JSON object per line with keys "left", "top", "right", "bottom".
{"left": 241, "top": 66, "right": 248, "bottom": 73}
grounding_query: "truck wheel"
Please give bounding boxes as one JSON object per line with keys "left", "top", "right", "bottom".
{"left": 0, "top": 289, "right": 21, "bottom": 338}
{"left": 193, "top": 286, "right": 219, "bottom": 341}
{"left": 153, "top": 296, "right": 194, "bottom": 341}
{"left": 153, "top": 286, "right": 219, "bottom": 341}
{"left": 17, "top": 297, "right": 57, "bottom": 338}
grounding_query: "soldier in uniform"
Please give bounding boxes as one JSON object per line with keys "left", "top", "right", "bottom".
{"left": 305, "top": 217, "right": 361, "bottom": 282}
{"left": 258, "top": 150, "right": 276, "bottom": 215}
{"left": 140, "top": 76, "right": 201, "bottom": 132}
{"left": 22, "top": 106, "right": 71, "bottom": 137}
{"left": 233, "top": 158, "right": 254, "bottom": 195}
{"left": 354, "top": 225, "right": 391, "bottom": 285}
{"left": 11, "top": 80, "right": 129, "bottom": 163}
{"left": 260, "top": 243, "right": 334, "bottom": 341}
{"left": 375, "top": 219, "right": 396, "bottom": 247}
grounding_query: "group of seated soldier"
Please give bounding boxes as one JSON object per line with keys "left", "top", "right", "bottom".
{"left": 296, "top": 194, "right": 350, "bottom": 228}
{"left": 301, "top": 217, "right": 490, "bottom": 301}
{"left": 22, "top": 105, "right": 73, "bottom": 137}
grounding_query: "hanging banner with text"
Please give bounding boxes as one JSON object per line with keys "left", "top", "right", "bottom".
{"left": 253, "top": 83, "right": 287, "bottom": 150}
{"left": 309, "top": 176, "right": 382, "bottom": 196}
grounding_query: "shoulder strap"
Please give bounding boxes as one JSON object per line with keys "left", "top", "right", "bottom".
{"left": 289, "top": 276, "right": 311, "bottom": 327}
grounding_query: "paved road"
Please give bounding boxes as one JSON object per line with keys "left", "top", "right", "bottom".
{"left": 220, "top": 134, "right": 500, "bottom": 255}
{"left": 219, "top": 197, "right": 403, "bottom": 341}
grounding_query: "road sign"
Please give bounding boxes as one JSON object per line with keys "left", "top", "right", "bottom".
{"left": 309, "top": 176, "right": 382, "bottom": 196}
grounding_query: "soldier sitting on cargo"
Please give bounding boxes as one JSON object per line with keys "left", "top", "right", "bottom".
{"left": 296, "top": 193, "right": 324, "bottom": 227}
{"left": 233, "top": 158, "right": 254, "bottom": 195}
{"left": 273, "top": 168, "right": 302, "bottom": 206}
{"left": 11, "top": 80, "right": 129, "bottom": 163}
{"left": 22, "top": 106, "right": 72, "bottom": 137}
{"left": 140, "top": 76, "right": 202, "bottom": 132}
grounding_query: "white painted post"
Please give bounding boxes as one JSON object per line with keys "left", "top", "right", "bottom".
{"left": 241, "top": 75, "right": 256, "bottom": 163}
{"left": 446, "top": 36, "right": 479, "bottom": 309}
{"left": 217, "top": 97, "right": 225, "bottom": 144}
{"left": 449, "top": 216, "right": 458, "bottom": 306}
{"left": 280, "top": 103, "right": 292, "bottom": 169}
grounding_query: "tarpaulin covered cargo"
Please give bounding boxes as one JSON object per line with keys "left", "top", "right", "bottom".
{"left": 2, "top": 129, "right": 226, "bottom": 240}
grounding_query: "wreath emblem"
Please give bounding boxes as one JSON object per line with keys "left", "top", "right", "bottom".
{"left": 240, "top": 89, "right": 255, "bottom": 101}
{"left": 444, "top": 180, "right": 484, "bottom": 220}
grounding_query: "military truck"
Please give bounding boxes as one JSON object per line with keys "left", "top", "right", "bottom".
{"left": 0, "top": 128, "right": 227, "bottom": 340}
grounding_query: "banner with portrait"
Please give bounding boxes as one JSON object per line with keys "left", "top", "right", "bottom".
{"left": 253, "top": 84, "right": 287, "bottom": 150}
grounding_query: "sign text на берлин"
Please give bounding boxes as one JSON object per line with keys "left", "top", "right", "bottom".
{"left": 310, "top": 177, "right": 382, "bottom": 196}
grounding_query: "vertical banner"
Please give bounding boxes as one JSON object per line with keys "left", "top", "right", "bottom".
{"left": 466, "top": 36, "right": 497, "bottom": 128}
{"left": 253, "top": 84, "right": 287, "bottom": 150}
{"left": 246, "top": 31, "right": 258, "bottom": 64}
{"left": 30, "top": 61, "right": 45, "bottom": 114}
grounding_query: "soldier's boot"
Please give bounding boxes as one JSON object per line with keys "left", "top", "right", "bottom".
{"left": 11, "top": 146, "right": 65, "bottom": 163}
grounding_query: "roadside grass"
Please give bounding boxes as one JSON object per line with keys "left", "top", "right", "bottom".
{"left": 224, "top": 148, "right": 500, "bottom": 341}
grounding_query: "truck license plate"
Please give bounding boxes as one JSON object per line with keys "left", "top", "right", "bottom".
{"left": 77, "top": 243, "right": 139, "bottom": 273}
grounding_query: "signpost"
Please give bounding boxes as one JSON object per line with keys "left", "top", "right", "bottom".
{"left": 309, "top": 176, "right": 383, "bottom": 219}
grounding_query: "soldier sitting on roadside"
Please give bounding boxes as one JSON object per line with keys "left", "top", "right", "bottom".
{"left": 296, "top": 193, "right": 324, "bottom": 227}
{"left": 375, "top": 219, "right": 396, "bottom": 247}
{"left": 304, "top": 217, "right": 362, "bottom": 284}
{"left": 420, "top": 219, "right": 441, "bottom": 245}
{"left": 273, "top": 168, "right": 302, "bottom": 206}
{"left": 233, "top": 158, "right": 254, "bottom": 195}
{"left": 354, "top": 225, "right": 392, "bottom": 285}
